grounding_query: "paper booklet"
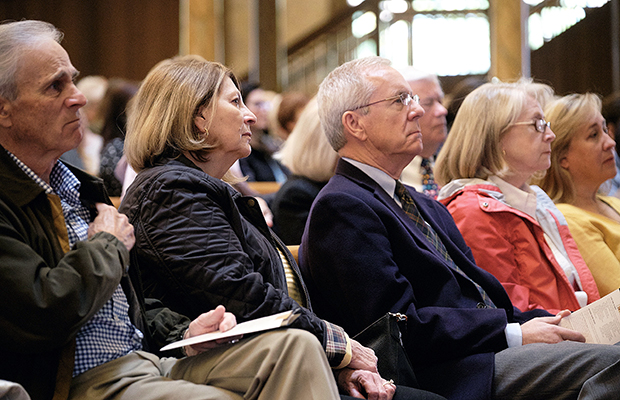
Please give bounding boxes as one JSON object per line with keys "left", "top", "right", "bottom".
{"left": 160, "top": 309, "right": 301, "bottom": 351}
{"left": 559, "top": 289, "right": 620, "bottom": 345}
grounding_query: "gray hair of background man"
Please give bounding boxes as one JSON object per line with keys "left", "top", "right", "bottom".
{"left": 397, "top": 66, "right": 440, "bottom": 89}
{"left": 317, "top": 56, "right": 392, "bottom": 152}
{"left": 0, "top": 20, "right": 63, "bottom": 101}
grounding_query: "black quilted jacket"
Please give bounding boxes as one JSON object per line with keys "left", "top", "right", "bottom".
{"left": 119, "top": 155, "right": 333, "bottom": 353}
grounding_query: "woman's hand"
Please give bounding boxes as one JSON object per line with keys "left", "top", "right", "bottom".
{"left": 335, "top": 368, "right": 396, "bottom": 400}
{"left": 183, "top": 305, "right": 241, "bottom": 356}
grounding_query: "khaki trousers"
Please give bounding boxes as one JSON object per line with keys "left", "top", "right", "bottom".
{"left": 69, "top": 329, "right": 339, "bottom": 400}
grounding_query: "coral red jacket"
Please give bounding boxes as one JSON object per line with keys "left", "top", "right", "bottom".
{"left": 439, "top": 180, "right": 599, "bottom": 314}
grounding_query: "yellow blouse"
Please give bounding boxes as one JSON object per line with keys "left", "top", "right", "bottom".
{"left": 557, "top": 196, "right": 620, "bottom": 296}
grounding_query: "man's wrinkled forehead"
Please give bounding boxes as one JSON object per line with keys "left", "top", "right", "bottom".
{"left": 363, "top": 66, "right": 410, "bottom": 95}
{"left": 15, "top": 41, "right": 77, "bottom": 91}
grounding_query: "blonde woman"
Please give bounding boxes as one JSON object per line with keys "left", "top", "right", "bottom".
{"left": 534, "top": 93, "right": 620, "bottom": 296}
{"left": 271, "top": 97, "right": 339, "bottom": 244}
{"left": 435, "top": 81, "right": 599, "bottom": 314}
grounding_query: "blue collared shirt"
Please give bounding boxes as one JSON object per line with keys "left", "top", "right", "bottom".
{"left": 6, "top": 150, "right": 144, "bottom": 375}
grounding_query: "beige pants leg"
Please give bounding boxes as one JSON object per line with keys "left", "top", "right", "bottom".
{"left": 69, "top": 329, "right": 339, "bottom": 400}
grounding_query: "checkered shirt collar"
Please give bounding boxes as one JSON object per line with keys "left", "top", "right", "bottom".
{"left": 4, "top": 148, "right": 82, "bottom": 203}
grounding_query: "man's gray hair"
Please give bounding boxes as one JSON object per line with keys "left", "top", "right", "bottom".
{"left": 0, "top": 20, "right": 63, "bottom": 101}
{"left": 317, "top": 56, "right": 391, "bottom": 151}
{"left": 397, "top": 66, "right": 440, "bottom": 87}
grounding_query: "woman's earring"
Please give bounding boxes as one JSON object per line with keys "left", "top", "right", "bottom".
{"left": 502, "top": 149, "right": 506, "bottom": 156}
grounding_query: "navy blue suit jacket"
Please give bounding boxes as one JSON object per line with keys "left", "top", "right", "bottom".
{"left": 299, "top": 159, "right": 549, "bottom": 400}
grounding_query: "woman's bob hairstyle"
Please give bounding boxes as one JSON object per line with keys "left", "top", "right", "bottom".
{"left": 125, "top": 55, "right": 239, "bottom": 172}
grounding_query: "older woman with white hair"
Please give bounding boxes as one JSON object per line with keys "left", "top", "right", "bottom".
{"left": 271, "top": 97, "right": 339, "bottom": 244}
{"left": 533, "top": 93, "right": 620, "bottom": 296}
{"left": 435, "top": 81, "right": 599, "bottom": 314}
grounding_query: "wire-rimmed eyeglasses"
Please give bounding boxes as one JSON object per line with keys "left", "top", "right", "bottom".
{"left": 509, "top": 118, "right": 551, "bottom": 134}
{"left": 351, "top": 93, "right": 419, "bottom": 111}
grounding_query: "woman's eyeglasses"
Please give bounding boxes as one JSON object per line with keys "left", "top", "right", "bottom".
{"left": 510, "top": 118, "right": 551, "bottom": 134}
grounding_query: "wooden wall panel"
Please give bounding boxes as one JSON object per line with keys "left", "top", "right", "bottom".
{"left": 0, "top": 0, "right": 179, "bottom": 82}
{"left": 531, "top": 4, "right": 613, "bottom": 96}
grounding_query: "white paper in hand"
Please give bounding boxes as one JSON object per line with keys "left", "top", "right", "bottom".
{"left": 160, "top": 309, "right": 301, "bottom": 351}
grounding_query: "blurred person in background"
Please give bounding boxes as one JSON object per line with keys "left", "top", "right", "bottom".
{"left": 271, "top": 97, "right": 339, "bottom": 244}
{"left": 238, "top": 82, "right": 289, "bottom": 182}
{"left": 275, "top": 91, "right": 310, "bottom": 140}
{"left": 98, "top": 78, "right": 139, "bottom": 196}
{"left": 444, "top": 76, "right": 487, "bottom": 131}
{"left": 397, "top": 68, "right": 447, "bottom": 199}
{"left": 60, "top": 75, "right": 107, "bottom": 174}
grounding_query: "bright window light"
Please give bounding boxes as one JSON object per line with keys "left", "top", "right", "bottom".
{"left": 355, "top": 39, "right": 378, "bottom": 59}
{"left": 412, "top": 0, "right": 488, "bottom": 12}
{"left": 380, "top": 0, "right": 409, "bottom": 14}
{"left": 347, "top": 0, "right": 366, "bottom": 6}
{"left": 380, "top": 19, "right": 410, "bottom": 68}
{"left": 562, "top": 0, "right": 609, "bottom": 7}
{"left": 528, "top": 5, "right": 588, "bottom": 50}
{"left": 411, "top": 13, "right": 490, "bottom": 75}
{"left": 352, "top": 11, "right": 377, "bottom": 38}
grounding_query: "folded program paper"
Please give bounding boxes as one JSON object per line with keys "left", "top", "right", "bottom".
{"left": 559, "top": 289, "right": 620, "bottom": 345}
{"left": 161, "top": 309, "right": 300, "bottom": 351}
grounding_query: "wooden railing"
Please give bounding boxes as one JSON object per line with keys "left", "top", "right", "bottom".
{"left": 281, "top": 0, "right": 380, "bottom": 95}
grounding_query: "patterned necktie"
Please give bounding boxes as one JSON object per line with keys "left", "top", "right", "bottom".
{"left": 420, "top": 158, "right": 438, "bottom": 199}
{"left": 395, "top": 181, "right": 496, "bottom": 308}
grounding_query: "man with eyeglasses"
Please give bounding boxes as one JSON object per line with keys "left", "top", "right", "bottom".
{"left": 397, "top": 68, "right": 448, "bottom": 199}
{"left": 299, "top": 56, "right": 620, "bottom": 400}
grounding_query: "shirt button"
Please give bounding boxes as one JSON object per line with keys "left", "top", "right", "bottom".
{"left": 476, "top": 302, "right": 487, "bottom": 309}
{"left": 482, "top": 202, "right": 489, "bottom": 208}
{"left": 247, "top": 199, "right": 255, "bottom": 207}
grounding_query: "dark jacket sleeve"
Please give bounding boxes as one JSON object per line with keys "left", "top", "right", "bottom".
{"left": 143, "top": 298, "right": 190, "bottom": 357}
{"left": 0, "top": 197, "right": 127, "bottom": 352}
{"left": 124, "top": 168, "right": 328, "bottom": 346}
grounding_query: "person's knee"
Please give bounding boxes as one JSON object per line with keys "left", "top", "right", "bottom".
{"left": 277, "top": 328, "right": 323, "bottom": 351}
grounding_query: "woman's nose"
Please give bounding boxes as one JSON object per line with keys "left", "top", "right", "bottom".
{"left": 245, "top": 107, "right": 257, "bottom": 126}
{"left": 604, "top": 132, "right": 616, "bottom": 150}
{"left": 544, "top": 125, "right": 556, "bottom": 141}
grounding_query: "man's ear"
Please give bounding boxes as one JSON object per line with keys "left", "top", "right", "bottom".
{"left": 342, "top": 110, "right": 367, "bottom": 141}
{"left": 0, "top": 97, "right": 12, "bottom": 128}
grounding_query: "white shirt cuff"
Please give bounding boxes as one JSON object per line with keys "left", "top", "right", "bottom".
{"left": 505, "top": 322, "right": 523, "bottom": 347}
